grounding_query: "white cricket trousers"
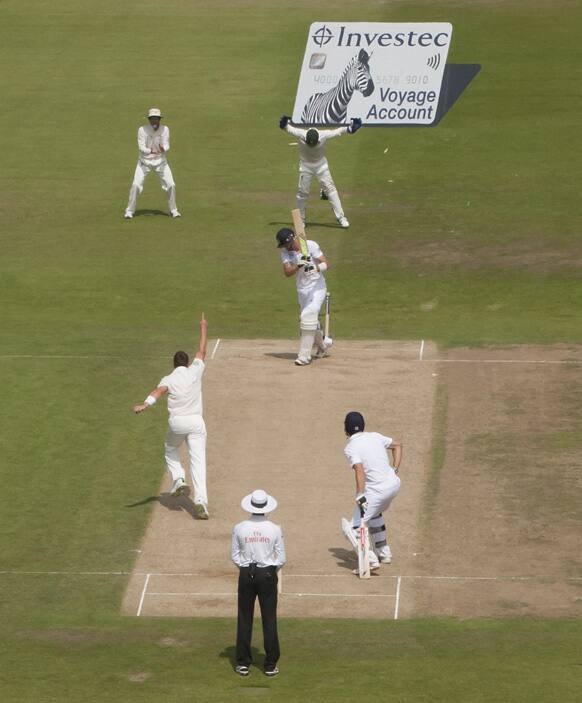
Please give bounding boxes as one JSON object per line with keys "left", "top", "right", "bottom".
{"left": 297, "top": 284, "right": 327, "bottom": 359}
{"left": 164, "top": 414, "right": 207, "bottom": 505}
{"left": 296, "top": 158, "right": 344, "bottom": 221}
{"left": 352, "top": 478, "right": 401, "bottom": 565}
{"left": 126, "top": 159, "right": 177, "bottom": 214}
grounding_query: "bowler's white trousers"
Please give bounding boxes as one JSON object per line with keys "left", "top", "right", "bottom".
{"left": 296, "top": 158, "right": 344, "bottom": 221}
{"left": 164, "top": 414, "right": 208, "bottom": 505}
{"left": 352, "top": 478, "right": 401, "bottom": 565}
{"left": 126, "top": 159, "right": 177, "bottom": 214}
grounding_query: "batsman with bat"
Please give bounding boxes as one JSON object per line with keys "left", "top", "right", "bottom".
{"left": 276, "top": 210, "right": 332, "bottom": 366}
{"left": 341, "top": 412, "right": 402, "bottom": 576}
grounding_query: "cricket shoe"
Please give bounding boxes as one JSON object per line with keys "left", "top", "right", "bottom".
{"left": 170, "top": 477, "right": 187, "bottom": 497}
{"left": 194, "top": 502, "right": 209, "bottom": 520}
{"left": 171, "top": 209, "right": 182, "bottom": 218}
{"left": 294, "top": 356, "right": 311, "bottom": 366}
{"left": 235, "top": 666, "right": 250, "bottom": 677}
{"left": 264, "top": 666, "right": 279, "bottom": 677}
{"left": 320, "top": 188, "right": 329, "bottom": 201}
{"left": 352, "top": 563, "right": 380, "bottom": 575}
{"left": 124, "top": 211, "right": 133, "bottom": 219}
{"left": 313, "top": 346, "right": 329, "bottom": 359}
{"left": 338, "top": 216, "right": 350, "bottom": 228}
{"left": 379, "top": 555, "right": 392, "bottom": 564}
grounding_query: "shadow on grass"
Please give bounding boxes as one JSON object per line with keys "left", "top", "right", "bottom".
{"left": 125, "top": 489, "right": 201, "bottom": 519}
{"left": 219, "top": 645, "right": 265, "bottom": 672}
{"left": 134, "top": 209, "right": 169, "bottom": 217}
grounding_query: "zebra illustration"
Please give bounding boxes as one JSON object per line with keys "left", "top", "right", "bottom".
{"left": 301, "top": 49, "right": 374, "bottom": 125}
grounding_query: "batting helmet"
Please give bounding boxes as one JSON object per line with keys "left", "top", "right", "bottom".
{"left": 345, "top": 411, "right": 365, "bottom": 436}
{"left": 276, "top": 228, "right": 294, "bottom": 248}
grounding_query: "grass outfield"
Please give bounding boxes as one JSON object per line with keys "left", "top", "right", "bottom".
{"left": 1, "top": 0, "right": 582, "bottom": 700}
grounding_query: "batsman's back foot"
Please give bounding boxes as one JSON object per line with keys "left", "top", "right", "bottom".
{"left": 338, "top": 217, "right": 350, "bottom": 228}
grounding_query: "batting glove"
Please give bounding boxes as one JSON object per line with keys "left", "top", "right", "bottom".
{"left": 279, "top": 115, "right": 291, "bottom": 129}
{"left": 356, "top": 493, "right": 368, "bottom": 517}
{"left": 348, "top": 117, "right": 362, "bottom": 134}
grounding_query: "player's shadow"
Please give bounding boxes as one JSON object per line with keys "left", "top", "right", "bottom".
{"left": 268, "top": 220, "right": 342, "bottom": 229}
{"left": 329, "top": 547, "right": 356, "bottom": 571}
{"left": 219, "top": 645, "right": 264, "bottom": 671}
{"left": 125, "top": 489, "right": 201, "bottom": 519}
{"left": 134, "top": 209, "right": 169, "bottom": 217}
{"left": 264, "top": 352, "right": 296, "bottom": 360}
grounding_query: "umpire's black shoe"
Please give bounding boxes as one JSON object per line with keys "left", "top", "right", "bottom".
{"left": 235, "top": 665, "right": 250, "bottom": 677}
{"left": 264, "top": 666, "right": 279, "bottom": 677}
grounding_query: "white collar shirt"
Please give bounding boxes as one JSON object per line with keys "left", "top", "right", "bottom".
{"left": 158, "top": 359, "right": 204, "bottom": 418}
{"left": 344, "top": 431, "right": 398, "bottom": 488}
{"left": 231, "top": 515, "right": 286, "bottom": 568}
{"left": 285, "top": 124, "right": 348, "bottom": 164}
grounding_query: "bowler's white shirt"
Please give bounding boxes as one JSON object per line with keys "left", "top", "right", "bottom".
{"left": 231, "top": 515, "right": 286, "bottom": 568}
{"left": 158, "top": 360, "right": 204, "bottom": 418}
{"left": 285, "top": 124, "right": 348, "bottom": 164}
{"left": 138, "top": 124, "right": 170, "bottom": 165}
{"left": 345, "top": 432, "right": 399, "bottom": 488}
{"left": 280, "top": 240, "right": 326, "bottom": 293}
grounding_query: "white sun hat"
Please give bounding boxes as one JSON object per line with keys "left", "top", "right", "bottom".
{"left": 241, "top": 489, "right": 278, "bottom": 514}
{"left": 148, "top": 108, "right": 162, "bottom": 118}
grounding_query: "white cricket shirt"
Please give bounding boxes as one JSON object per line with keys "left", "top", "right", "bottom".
{"left": 280, "top": 240, "right": 326, "bottom": 293}
{"left": 344, "top": 431, "right": 399, "bottom": 488}
{"left": 285, "top": 124, "right": 348, "bottom": 164}
{"left": 158, "top": 359, "right": 204, "bottom": 418}
{"left": 137, "top": 124, "right": 170, "bottom": 165}
{"left": 231, "top": 515, "right": 286, "bottom": 568}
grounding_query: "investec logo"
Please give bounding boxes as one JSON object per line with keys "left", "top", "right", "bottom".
{"left": 312, "top": 24, "right": 450, "bottom": 49}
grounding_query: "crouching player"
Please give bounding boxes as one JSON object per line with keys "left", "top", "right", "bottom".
{"left": 341, "top": 411, "right": 402, "bottom": 571}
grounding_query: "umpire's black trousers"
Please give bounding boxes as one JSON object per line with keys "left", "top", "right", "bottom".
{"left": 236, "top": 564, "right": 280, "bottom": 668}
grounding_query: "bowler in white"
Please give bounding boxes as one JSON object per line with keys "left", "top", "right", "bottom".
{"left": 342, "top": 411, "right": 402, "bottom": 570}
{"left": 133, "top": 314, "right": 209, "bottom": 519}
{"left": 124, "top": 108, "right": 181, "bottom": 219}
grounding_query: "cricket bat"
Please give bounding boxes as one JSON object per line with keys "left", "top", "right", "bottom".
{"left": 324, "top": 292, "right": 331, "bottom": 339}
{"left": 277, "top": 569, "right": 283, "bottom": 595}
{"left": 291, "top": 208, "right": 310, "bottom": 258}
{"left": 357, "top": 523, "right": 371, "bottom": 579}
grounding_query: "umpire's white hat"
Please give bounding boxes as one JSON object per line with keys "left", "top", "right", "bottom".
{"left": 241, "top": 489, "right": 278, "bottom": 514}
{"left": 148, "top": 107, "right": 162, "bottom": 118}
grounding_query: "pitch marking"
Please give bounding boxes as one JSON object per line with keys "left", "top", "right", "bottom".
{"left": 136, "top": 573, "right": 150, "bottom": 617}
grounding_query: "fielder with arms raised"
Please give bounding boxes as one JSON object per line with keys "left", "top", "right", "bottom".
{"left": 276, "top": 227, "right": 331, "bottom": 366}
{"left": 341, "top": 411, "right": 402, "bottom": 571}
{"left": 279, "top": 115, "right": 362, "bottom": 228}
{"left": 133, "top": 314, "right": 209, "bottom": 519}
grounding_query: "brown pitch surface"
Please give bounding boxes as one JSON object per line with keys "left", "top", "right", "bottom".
{"left": 123, "top": 341, "right": 582, "bottom": 619}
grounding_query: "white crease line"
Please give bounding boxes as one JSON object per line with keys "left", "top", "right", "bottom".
{"left": 394, "top": 576, "right": 402, "bottom": 620}
{"left": 136, "top": 573, "right": 150, "bottom": 617}
{"left": 148, "top": 591, "right": 396, "bottom": 598}
{"left": 0, "top": 571, "right": 580, "bottom": 581}
{"left": 210, "top": 338, "right": 221, "bottom": 360}
{"left": 419, "top": 340, "right": 425, "bottom": 361}
{"left": 435, "top": 359, "right": 581, "bottom": 365}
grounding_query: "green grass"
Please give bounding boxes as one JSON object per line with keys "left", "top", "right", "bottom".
{"left": 2, "top": 0, "right": 582, "bottom": 700}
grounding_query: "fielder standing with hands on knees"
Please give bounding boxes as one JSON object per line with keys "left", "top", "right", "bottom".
{"left": 341, "top": 412, "right": 402, "bottom": 571}
{"left": 231, "top": 490, "right": 286, "bottom": 678}
{"left": 124, "top": 107, "right": 181, "bottom": 219}
{"left": 133, "top": 314, "right": 210, "bottom": 519}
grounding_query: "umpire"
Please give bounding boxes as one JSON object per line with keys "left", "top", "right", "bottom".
{"left": 231, "top": 489, "right": 286, "bottom": 677}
